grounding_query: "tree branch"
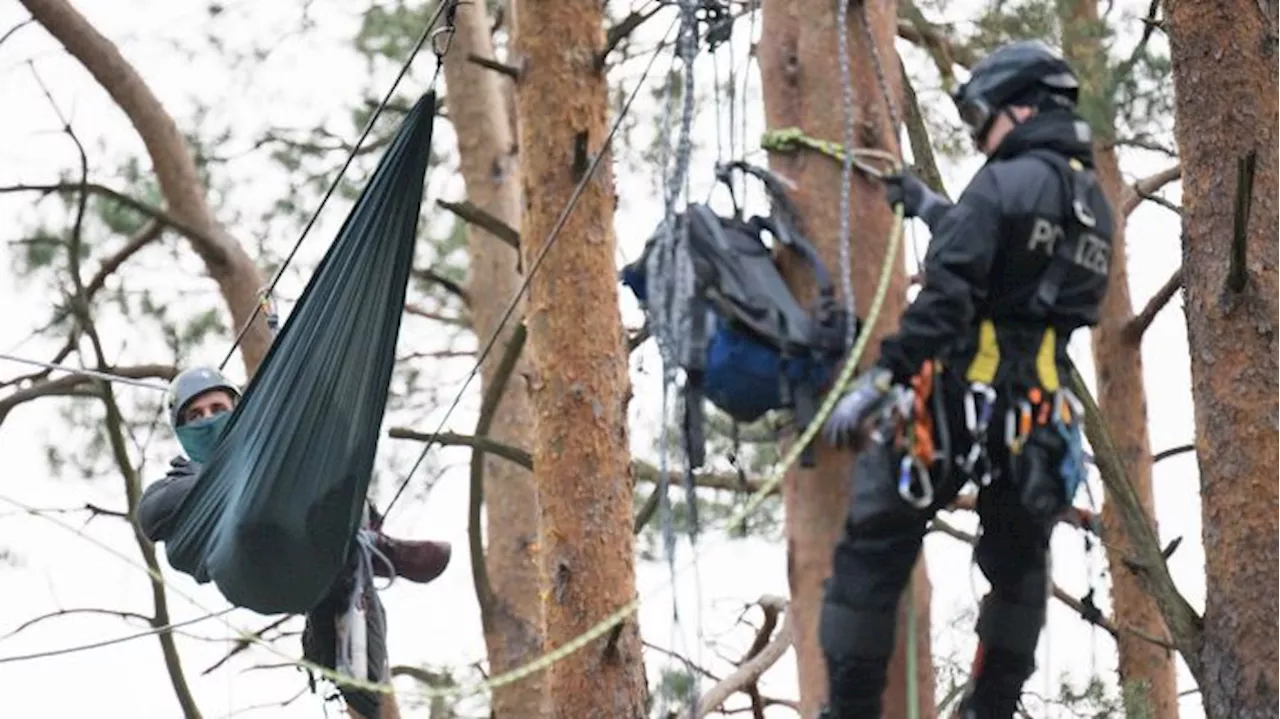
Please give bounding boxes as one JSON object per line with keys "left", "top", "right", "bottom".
{"left": 21, "top": 0, "right": 270, "bottom": 371}
{"left": 895, "top": 10, "right": 977, "bottom": 72}
{"left": 899, "top": 52, "right": 951, "bottom": 200}
{"left": 466, "top": 52, "right": 520, "bottom": 79}
{"left": 0, "top": 182, "right": 221, "bottom": 259}
{"left": 1123, "top": 266, "right": 1183, "bottom": 342}
{"left": 1113, "top": 0, "right": 1162, "bottom": 81}
{"left": 1153, "top": 443, "right": 1194, "bottom": 464}
{"left": 697, "top": 595, "right": 793, "bottom": 716}
{"left": 0, "top": 364, "right": 177, "bottom": 425}
{"left": 469, "top": 322, "right": 527, "bottom": 623}
{"left": 436, "top": 199, "right": 520, "bottom": 250}
{"left": 1068, "top": 364, "right": 1204, "bottom": 682}
{"left": 388, "top": 429, "right": 533, "bottom": 468}
{"left": 86, "top": 219, "right": 165, "bottom": 297}
{"left": 404, "top": 302, "right": 470, "bottom": 327}
{"left": 1120, "top": 163, "right": 1182, "bottom": 216}
{"left": 200, "top": 615, "right": 292, "bottom": 676}
{"left": 412, "top": 266, "right": 470, "bottom": 307}
{"left": 0, "top": 606, "right": 152, "bottom": 643}
{"left": 596, "top": 5, "right": 663, "bottom": 70}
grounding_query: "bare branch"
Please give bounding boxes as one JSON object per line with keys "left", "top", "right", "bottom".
{"left": 1124, "top": 266, "right": 1183, "bottom": 342}
{"left": 1113, "top": 0, "right": 1162, "bottom": 80}
{"left": 895, "top": 10, "right": 977, "bottom": 71}
{"left": 1111, "top": 135, "right": 1178, "bottom": 157}
{"left": 0, "top": 182, "right": 220, "bottom": 252}
{"left": 596, "top": 5, "right": 663, "bottom": 70}
{"left": 466, "top": 52, "right": 520, "bottom": 79}
{"left": 201, "top": 616, "right": 293, "bottom": 676}
{"left": 1068, "top": 365, "right": 1204, "bottom": 679}
{"left": 1153, "top": 443, "right": 1194, "bottom": 464}
{"left": 1121, "top": 163, "right": 1182, "bottom": 216}
{"left": 469, "top": 323, "right": 527, "bottom": 622}
{"left": 412, "top": 266, "right": 471, "bottom": 306}
{"left": 86, "top": 219, "right": 165, "bottom": 297}
{"left": 0, "top": 364, "right": 177, "bottom": 425}
{"left": 404, "top": 303, "right": 470, "bottom": 327}
{"left": 21, "top": 0, "right": 271, "bottom": 370}
{"left": 388, "top": 428, "right": 533, "bottom": 468}
{"left": 436, "top": 198, "right": 520, "bottom": 250}
{"left": 697, "top": 596, "right": 793, "bottom": 716}
{"left": 0, "top": 18, "right": 34, "bottom": 48}
{"left": 0, "top": 606, "right": 152, "bottom": 643}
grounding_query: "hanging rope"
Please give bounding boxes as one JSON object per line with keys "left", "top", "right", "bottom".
{"left": 381, "top": 11, "right": 685, "bottom": 519}
{"left": 219, "top": 0, "right": 459, "bottom": 370}
{"left": 647, "top": 2, "right": 701, "bottom": 712}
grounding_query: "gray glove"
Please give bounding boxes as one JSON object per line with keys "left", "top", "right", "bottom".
{"left": 884, "top": 170, "right": 950, "bottom": 228}
{"left": 137, "top": 456, "right": 202, "bottom": 542}
{"left": 823, "top": 367, "right": 896, "bottom": 450}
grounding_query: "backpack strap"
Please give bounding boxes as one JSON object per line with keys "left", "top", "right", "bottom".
{"left": 1021, "top": 148, "right": 1099, "bottom": 321}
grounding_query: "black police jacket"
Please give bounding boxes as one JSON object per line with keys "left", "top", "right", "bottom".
{"left": 877, "top": 110, "right": 1115, "bottom": 384}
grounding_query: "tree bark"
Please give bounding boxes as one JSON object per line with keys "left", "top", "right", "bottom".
{"left": 758, "top": 2, "right": 934, "bottom": 717}
{"left": 21, "top": 0, "right": 272, "bottom": 374}
{"left": 514, "top": 1, "right": 648, "bottom": 717}
{"left": 441, "top": 1, "right": 547, "bottom": 716}
{"left": 1059, "top": 5, "right": 1181, "bottom": 716}
{"left": 1164, "top": 1, "right": 1279, "bottom": 717}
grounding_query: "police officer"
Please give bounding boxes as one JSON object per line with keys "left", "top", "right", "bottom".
{"left": 817, "top": 40, "right": 1114, "bottom": 718}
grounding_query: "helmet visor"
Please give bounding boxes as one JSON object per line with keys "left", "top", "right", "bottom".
{"left": 957, "top": 97, "right": 994, "bottom": 142}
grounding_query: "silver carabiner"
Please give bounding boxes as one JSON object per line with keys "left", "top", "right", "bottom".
{"left": 898, "top": 455, "right": 934, "bottom": 509}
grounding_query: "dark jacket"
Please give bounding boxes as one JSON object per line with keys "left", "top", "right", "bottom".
{"left": 877, "top": 110, "right": 1115, "bottom": 384}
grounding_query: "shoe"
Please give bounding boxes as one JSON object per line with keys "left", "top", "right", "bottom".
{"left": 372, "top": 534, "right": 452, "bottom": 584}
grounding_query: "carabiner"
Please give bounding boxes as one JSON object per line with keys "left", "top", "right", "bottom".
{"left": 898, "top": 455, "right": 935, "bottom": 509}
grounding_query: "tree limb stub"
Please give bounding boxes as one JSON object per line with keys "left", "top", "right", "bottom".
{"left": 1120, "top": 163, "right": 1182, "bottom": 216}
{"left": 1124, "top": 266, "right": 1183, "bottom": 342}
{"left": 436, "top": 198, "right": 520, "bottom": 250}
{"left": 466, "top": 52, "right": 519, "bottom": 80}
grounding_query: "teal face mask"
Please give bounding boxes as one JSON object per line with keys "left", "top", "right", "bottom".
{"left": 175, "top": 412, "right": 233, "bottom": 463}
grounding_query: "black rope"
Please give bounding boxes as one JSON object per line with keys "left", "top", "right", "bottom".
{"left": 219, "top": 0, "right": 460, "bottom": 370}
{"left": 380, "top": 14, "right": 684, "bottom": 518}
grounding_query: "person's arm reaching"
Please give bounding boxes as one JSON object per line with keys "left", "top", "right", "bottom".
{"left": 877, "top": 166, "right": 1004, "bottom": 383}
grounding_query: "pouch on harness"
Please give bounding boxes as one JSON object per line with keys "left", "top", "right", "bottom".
{"left": 621, "top": 161, "right": 854, "bottom": 470}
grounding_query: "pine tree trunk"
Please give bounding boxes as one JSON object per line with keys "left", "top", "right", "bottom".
{"left": 758, "top": 1, "right": 935, "bottom": 717}
{"left": 513, "top": 2, "right": 648, "bottom": 717}
{"left": 1058, "top": 5, "right": 1181, "bottom": 715}
{"left": 1164, "top": 2, "right": 1279, "bottom": 717}
{"left": 441, "top": 2, "right": 548, "bottom": 716}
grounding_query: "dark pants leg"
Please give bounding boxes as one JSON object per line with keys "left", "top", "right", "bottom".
{"left": 820, "top": 437, "right": 964, "bottom": 718}
{"left": 961, "top": 447, "right": 1054, "bottom": 718}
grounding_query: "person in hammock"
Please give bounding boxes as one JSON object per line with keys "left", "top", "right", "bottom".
{"left": 137, "top": 365, "right": 452, "bottom": 587}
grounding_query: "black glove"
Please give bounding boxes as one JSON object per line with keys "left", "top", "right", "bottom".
{"left": 166, "top": 455, "right": 201, "bottom": 480}
{"left": 823, "top": 366, "right": 896, "bottom": 450}
{"left": 883, "top": 170, "right": 949, "bottom": 226}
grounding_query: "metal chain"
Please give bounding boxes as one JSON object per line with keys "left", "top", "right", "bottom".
{"left": 836, "top": 0, "right": 858, "bottom": 348}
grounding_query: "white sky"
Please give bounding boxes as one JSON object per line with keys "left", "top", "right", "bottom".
{"left": 0, "top": 1, "right": 1203, "bottom": 717}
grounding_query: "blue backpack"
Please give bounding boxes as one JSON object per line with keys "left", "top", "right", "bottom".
{"left": 621, "top": 162, "right": 852, "bottom": 469}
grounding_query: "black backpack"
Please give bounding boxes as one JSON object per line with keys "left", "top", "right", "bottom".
{"left": 621, "top": 161, "right": 853, "bottom": 469}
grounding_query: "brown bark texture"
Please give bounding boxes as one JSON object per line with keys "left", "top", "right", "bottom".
{"left": 1059, "top": 5, "right": 1181, "bottom": 716}
{"left": 513, "top": 2, "right": 648, "bottom": 718}
{"left": 758, "top": 1, "right": 935, "bottom": 717}
{"left": 21, "top": 0, "right": 273, "bottom": 374}
{"left": 1165, "top": 1, "right": 1279, "bottom": 717}
{"left": 441, "top": 1, "right": 548, "bottom": 716}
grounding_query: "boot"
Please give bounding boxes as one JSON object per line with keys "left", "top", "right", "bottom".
{"left": 372, "top": 534, "right": 452, "bottom": 584}
{"left": 953, "top": 645, "right": 1030, "bottom": 719}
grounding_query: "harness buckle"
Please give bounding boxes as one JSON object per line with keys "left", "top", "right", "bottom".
{"left": 898, "top": 454, "right": 934, "bottom": 509}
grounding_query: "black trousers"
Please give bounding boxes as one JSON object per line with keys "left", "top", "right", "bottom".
{"left": 820, "top": 368, "right": 1055, "bottom": 717}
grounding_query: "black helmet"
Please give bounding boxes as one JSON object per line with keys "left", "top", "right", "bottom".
{"left": 952, "top": 39, "right": 1079, "bottom": 142}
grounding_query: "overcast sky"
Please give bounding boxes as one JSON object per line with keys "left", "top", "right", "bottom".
{"left": 0, "top": 1, "right": 1201, "bottom": 717}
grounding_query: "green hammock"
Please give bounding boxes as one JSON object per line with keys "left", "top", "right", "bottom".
{"left": 164, "top": 92, "right": 437, "bottom": 615}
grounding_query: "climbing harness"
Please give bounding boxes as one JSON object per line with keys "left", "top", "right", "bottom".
{"left": 892, "top": 360, "right": 938, "bottom": 509}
